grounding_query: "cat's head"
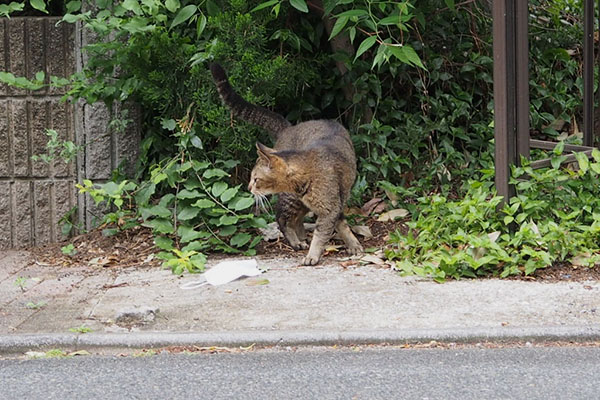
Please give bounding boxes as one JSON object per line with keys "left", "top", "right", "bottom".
{"left": 248, "top": 143, "right": 291, "bottom": 195}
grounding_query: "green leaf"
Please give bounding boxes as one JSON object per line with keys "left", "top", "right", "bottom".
{"left": 211, "top": 181, "right": 228, "bottom": 197}
{"left": 161, "top": 118, "right": 177, "bottom": 131}
{"left": 142, "top": 218, "right": 174, "bottom": 234}
{"left": 178, "top": 206, "right": 200, "bottom": 221}
{"left": 553, "top": 141, "right": 565, "bottom": 155}
{"left": 66, "top": 1, "right": 81, "bottom": 13}
{"left": 177, "top": 189, "right": 201, "bottom": 199}
{"left": 592, "top": 148, "right": 600, "bottom": 162}
{"left": 148, "top": 204, "right": 172, "bottom": 218}
{"left": 249, "top": 235, "right": 262, "bottom": 249}
{"left": 123, "top": 17, "right": 155, "bottom": 33}
{"left": 178, "top": 226, "right": 208, "bottom": 243}
{"left": 233, "top": 197, "right": 255, "bottom": 211}
{"left": 551, "top": 155, "right": 567, "bottom": 170}
{"left": 170, "top": 4, "right": 197, "bottom": 29}
{"left": 191, "top": 198, "right": 216, "bottom": 208}
{"left": 203, "top": 168, "right": 228, "bottom": 179}
{"left": 196, "top": 14, "right": 207, "bottom": 37}
{"left": 219, "top": 225, "right": 237, "bottom": 236}
{"left": 182, "top": 240, "right": 208, "bottom": 252}
{"left": 336, "top": 9, "right": 368, "bottom": 17}
{"left": 220, "top": 187, "right": 239, "bottom": 202}
{"left": 444, "top": 0, "right": 455, "bottom": 11}
{"left": 134, "top": 183, "right": 155, "bottom": 205}
{"left": 30, "top": 0, "right": 48, "bottom": 13}
{"left": 354, "top": 36, "right": 377, "bottom": 61}
{"left": 575, "top": 152, "right": 589, "bottom": 175}
{"left": 251, "top": 0, "right": 278, "bottom": 12}
{"left": 165, "top": 0, "right": 180, "bottom": 12}
{"left": 190, "top": 135, "right": 203, "bottom": 149}
{"left": 388, "top": 45, "right": 426, "bottom": 69}
{"left": 230, "top": 233, "right": 252, "bottom": 248}
{"left": 35, "top": 71, "right": 45, "bottom": 82}
{"left": 154, "top": 236, "right": 174, "bottom": 251}
{"left": 122, "top": 0, "right": 142, "bottom": 14}
{"left": 289, "top": 0, "right": 308, "bottom": 13}
{"left": 206, "top": 0, "right": 219, "bottom": 16}
{"left": 328, "top": 16, "right": 348, "bottom": 40}
{"left": 219, "top": 215, "right": 239, "bottom": 226}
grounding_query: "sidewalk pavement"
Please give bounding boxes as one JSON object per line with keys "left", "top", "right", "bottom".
{"left": 1, "top": 250, "right": 600, "bottom": 354}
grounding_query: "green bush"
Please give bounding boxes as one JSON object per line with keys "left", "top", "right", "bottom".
{"left": 1, "top": 0, "right": 596, "bottom": 277}
{"left": 387, "top": 147, "right": 600, "bottom": 281}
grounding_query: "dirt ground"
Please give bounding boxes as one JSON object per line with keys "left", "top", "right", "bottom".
{"left": 29, "top": 217, "right": 600, "bottom": 282}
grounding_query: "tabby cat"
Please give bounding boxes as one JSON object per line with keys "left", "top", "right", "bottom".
{"left": 210, "top": 63, "right": 363, "bottom": 265}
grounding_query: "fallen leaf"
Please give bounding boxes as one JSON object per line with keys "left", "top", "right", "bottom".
{"left": 68, "top": 350, "right": 91, "bottom": 356}
{"left": 572, "top": 253, "right": 592, "bottom": 267}
{"left": 488, "top": 231, "right": 501, "bottom": 243}
{"left": 351, "top": 225, "right": 373, "bottom": 238}
{"left": 325, "top": 245, "right": 342, "bottom": 253}
{"left": 360, "top": 254, "right": 385, "bottom": 265}
{"left": 25, "top": 351, "right": 46, "bottom": 358}
{"left": 377, "top": 208, "right": 409, "bottom": 222}
{"left": 340, "top": 260, "right": 359, "bottom": 268}
{"left": 246, "top": 278, "right": 270, "bottom": 286}
{"left": 383, "top": 188, "right": 399, "bottom": 207}
{"left": 88, "top": 256, "right": 117, "bottom": 267}
{"left": 361, "top": 197, "right": 384, "bottom": 215}
{"left": 345, "top": 207, "right": 364, "bottom": 216}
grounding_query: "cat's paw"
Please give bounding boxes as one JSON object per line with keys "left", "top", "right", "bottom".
{"left": 290, "top": 240, "right": 309, "bottom": 251}
{"left": 346, "top": 244, "right": 364, "bottom": 256}
{"left": 294, "top": 241, "right": 309, "bottom": 250}
{"left": 302, "top": 254, "right": 321, "bottom": 266}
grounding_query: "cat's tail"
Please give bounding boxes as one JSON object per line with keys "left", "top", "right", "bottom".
{"left": 210, "top": 63, "right": 291, "bottom": 138}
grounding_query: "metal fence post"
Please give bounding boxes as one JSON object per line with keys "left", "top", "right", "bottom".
{"left": 493, "top": 0, "right": 529, "bottom": 203}
{"left": 584, "top": 0, "right": 594, "bottom": 147}
{"left": 493, "top": 0, "right": 517, "bottom": 202}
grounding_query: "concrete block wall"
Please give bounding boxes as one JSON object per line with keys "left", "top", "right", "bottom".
{"left": 0, "top": 17, "right": 141, "bottom": 249}
{"left": 0, "top": 18, "right": 77, "bottom": 249}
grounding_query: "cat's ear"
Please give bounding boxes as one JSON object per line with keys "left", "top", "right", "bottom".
{"left": 256, "top": 142, "right": 286, "bottom": 169}
{"left": 256, "top": 142, "right": 274, "bottom": 159}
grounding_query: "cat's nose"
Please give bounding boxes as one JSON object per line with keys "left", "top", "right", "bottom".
{"left": 248, "top": 181, "right": 253, "bottom": 192}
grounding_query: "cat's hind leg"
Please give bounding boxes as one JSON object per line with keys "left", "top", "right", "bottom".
{"left": 276, "top": 194, "right": 309, "bottom": 251}
{"left": 336, "top": 218, "right": 363, "bottom": 255}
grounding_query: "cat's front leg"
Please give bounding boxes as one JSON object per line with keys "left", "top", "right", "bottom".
{"left": 276, "top": 194, "right": 309, "bottom": 250}
{"left": 303, "top": 213, "right": 337, "bottom": 265}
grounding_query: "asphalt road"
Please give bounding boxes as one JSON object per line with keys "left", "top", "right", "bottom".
{"left": 1, "top": 346, "right": 599, "bottom": 399}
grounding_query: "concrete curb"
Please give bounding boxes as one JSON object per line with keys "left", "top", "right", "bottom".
{"left": 2, "top": 325, "right": 600, "bottom": 354}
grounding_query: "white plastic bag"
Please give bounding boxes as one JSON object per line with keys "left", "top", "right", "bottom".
{"left": 180, "top": 259, "right": 262, "bottom": 290}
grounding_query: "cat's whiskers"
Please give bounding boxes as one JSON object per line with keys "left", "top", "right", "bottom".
{"left": 254, "top": 193, "right": 273, "bottom": 216}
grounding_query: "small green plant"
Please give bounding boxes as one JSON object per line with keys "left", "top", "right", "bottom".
{"left": 61, "top": 243, "right": 77, "bottom": 256}
{"left": 58, "top": 206, "right": 81, "bottom": 237}
{"left": 43, "top": 349, "right": 69, "bottom": 358}
{"left": 31, "top": 129, "right": 81, "bottom": 165}
{"left": 14, "top": 277, "right": 27, "bottom": 292}
{"left": 132, "top": 349, "right": 158, "bottom": 357}
{"left": 69, "top": 325, "right": 92, "bottom": 334}
{"left": 25, "top": 301, "right": 47, "bottom": 310}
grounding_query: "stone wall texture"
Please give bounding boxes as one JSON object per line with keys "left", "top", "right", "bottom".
{"left": 0, "top": 18, "right": 77, "bottom": 249}
{"left": 0, "top": 17, "right": 140, "bottom": 249}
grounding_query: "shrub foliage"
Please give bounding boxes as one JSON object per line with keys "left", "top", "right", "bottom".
{"left": 1, "top": 0, "right": 597, "bottom": 277}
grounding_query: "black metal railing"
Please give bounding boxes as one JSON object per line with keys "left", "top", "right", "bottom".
{"left": 493, "top": 0, "right": 597, "bottom": 201}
